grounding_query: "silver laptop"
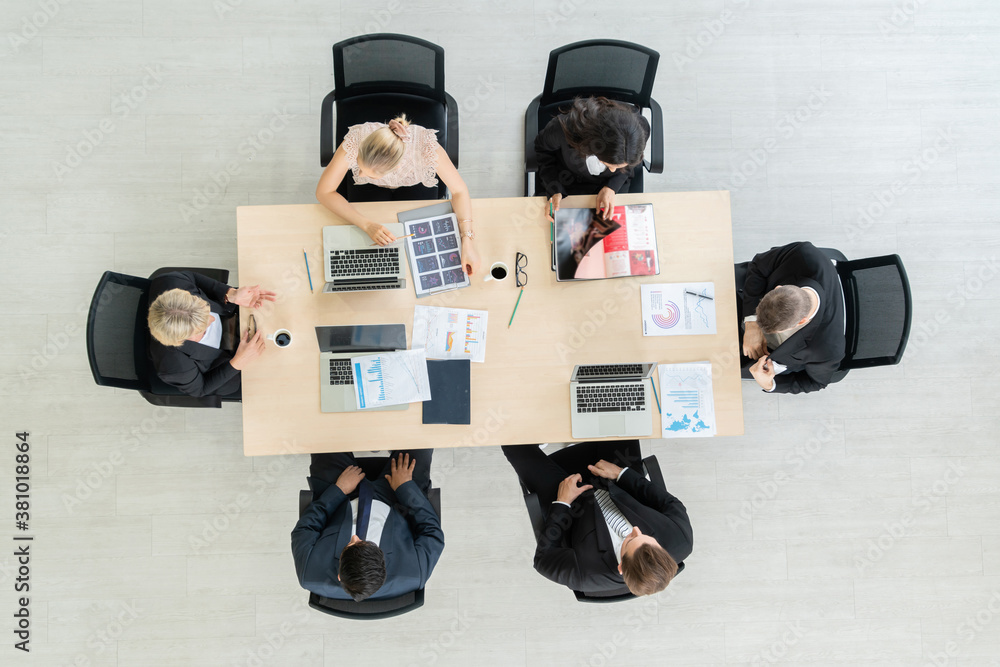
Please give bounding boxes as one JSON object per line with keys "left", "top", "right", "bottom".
{"left": 570, "top": 363, "right": 655, "bottom": 438}
{"left": 322, "top": 224, "right": 407, "bottom": 293}
{"left": 317, "top": 324, "right": 408, "bottom": 413}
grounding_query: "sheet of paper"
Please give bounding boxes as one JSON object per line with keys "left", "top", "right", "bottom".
{"left": 351, "top": 349, "right": 432, "bottom": 409}
{"left": 641, "top": 282, "right": 717, "bottom": 336}
{"left": 658, "top": 362, "right": 717, "bottom": 438}
{"left": 412, "top": 305, "right": 489, "bottom": 363}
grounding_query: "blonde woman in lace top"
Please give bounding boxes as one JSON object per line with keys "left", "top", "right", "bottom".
{"left": 316, "top": 115, "right": 481, "bottom": 276}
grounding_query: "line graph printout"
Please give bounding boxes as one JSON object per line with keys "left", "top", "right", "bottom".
{"left": 657, "top": 362, "right": 717, "bottom": 438}
{"left": 412, "top": 305, "right": 489, "bottom": 363}
{"left": 351, "top": 349, "right": 432, "bottom": 409}
{"left": 641, "top": 282, "right": 716, "bottom": 336}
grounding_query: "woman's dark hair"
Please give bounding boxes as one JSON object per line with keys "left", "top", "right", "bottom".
{"left": 557, "top": 96, "right": 649, "bottom": 167}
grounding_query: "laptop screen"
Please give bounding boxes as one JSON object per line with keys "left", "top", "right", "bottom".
{"left": 315, "top": 324, "right": 406, "bottom": 353}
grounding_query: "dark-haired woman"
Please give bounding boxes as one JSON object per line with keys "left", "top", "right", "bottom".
{"left": 534, "top": 96, "right": 650, "bottom": 221}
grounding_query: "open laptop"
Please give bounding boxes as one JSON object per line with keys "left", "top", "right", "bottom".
{"left": 317, "top": 324, "right": 408, "bottom": 413}
{"left": 570, "top": 363, "right": 655, "bottom": 438}
{"left": 322, "top": 224, "right": 407, "bottom": 293}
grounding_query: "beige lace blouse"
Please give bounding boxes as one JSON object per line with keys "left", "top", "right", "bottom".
{"left": 341, "top": 122, "right": 440, "bottom": 189}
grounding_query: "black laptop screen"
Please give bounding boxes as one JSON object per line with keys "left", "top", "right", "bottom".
{"left": 314, "top": 324, "right": 406, "bottom": 353}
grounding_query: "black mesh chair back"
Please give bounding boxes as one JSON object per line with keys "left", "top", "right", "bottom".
{"left": 524, "top": 40, "right": 663, "bottom": 196}
{"left": 299, "top": 456, "right": 441, "bottom": 620}
{"left": 541, "top": 40, "right": 659, "bottom": 108}
{"left": 321, "top": 34, "right": 459, "bottom": 202}
{"left": 516, "top": 443, "right": 684, "bottom": 603}
{"left": 837, "top": 255, "right": 912, "bottom": 370}
{"left": 87, "top": 271, "right": 152, "bottom": 391}
{"left": 87, "top": 267, "right": 236, "bottom": 408}
{"left": 334, "top": 34, "right": 445, "bottom": 102}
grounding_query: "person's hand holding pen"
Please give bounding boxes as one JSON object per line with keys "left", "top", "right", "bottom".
{"left": 364, "top": 221, "right": 397, "bottom": 246}
{"left": 749, "top": 355, "right": 777, "bottom": 391}
{"left": 545, "top": 193, "right": 562, "bottom": 221}
{"left": 596, "top": 187, "right": 615, "bottom": 220}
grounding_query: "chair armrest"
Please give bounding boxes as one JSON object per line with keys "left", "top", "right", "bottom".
{"left": 427, "top": 487, "right": 442, "bottom": 520}
{"left": 149, "top": 267, "right": 230, "bottom": 284}
{"left": 524, "top": 491, "right": 545, "bottom": 541}
{"left": 645, "top": 97, "right": 664, "bottom": 174}
{"left": 298, "top": 490, "right": 313, "bottom": 517}
{"left": 444, "top": 92, "right": 460, "bottom": 169}
{"left": 642, "top": 455, "right": 664, "bottom": 489}
{"left": 320, "top": 89, "right": 337, "bottom": 167}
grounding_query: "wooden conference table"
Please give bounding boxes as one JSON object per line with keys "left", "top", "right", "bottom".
{"left": 236, "top": 192, "right": 744, "bottom": 456}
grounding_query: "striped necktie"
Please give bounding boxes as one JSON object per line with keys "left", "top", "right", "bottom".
{"left": 594, "top": 488, "right": 632, "bottom": 538}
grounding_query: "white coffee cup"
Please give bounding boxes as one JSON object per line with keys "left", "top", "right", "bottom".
{"left": 267, "top": 329, "right": 292, "bottom": 348}
{"left": 483, "top": 261, "right": 509, "bottom": 282}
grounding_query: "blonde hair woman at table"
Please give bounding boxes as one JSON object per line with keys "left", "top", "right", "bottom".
{"left": 315, "top": 114, "right": 481, "bottom": 276}
{"left": 147, "top": 271, "right": 274, "bottom": 398}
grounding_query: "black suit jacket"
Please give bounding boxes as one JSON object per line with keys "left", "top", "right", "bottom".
{"left": 147, "top": 271, "right": 240, "bottom": 398}
{"left": 534, "top": 114, "right": 649, "bottom": 198}
{"left": 291, "top": 479, "right": 445, "bottom": 600}
{"left": 534, "top": 468, "right": 692, "bottom": 593}
{"left": 741, "top": 241, "right": 846, "bottom": 394}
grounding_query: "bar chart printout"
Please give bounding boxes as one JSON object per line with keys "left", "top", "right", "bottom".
{"left": 351, "top": 349, "right": 432, "bottom": 409}
{"left": 657, "top": 362, "right": 717, "bottom": 437}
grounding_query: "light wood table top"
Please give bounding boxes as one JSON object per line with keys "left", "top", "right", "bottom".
{"left": 236, "top": 191, "right": 743, "bottom": 456}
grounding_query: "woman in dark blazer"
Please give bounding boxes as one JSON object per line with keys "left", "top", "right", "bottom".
{"left": 534, "top": 96, "right": 650, "bottom": 222}
{"left": 147, "top": 271, "right": 273, "bottom": 398}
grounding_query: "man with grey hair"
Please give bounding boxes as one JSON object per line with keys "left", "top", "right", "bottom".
{"left": 735, "top": 241, "right": 846, "bottom": 394}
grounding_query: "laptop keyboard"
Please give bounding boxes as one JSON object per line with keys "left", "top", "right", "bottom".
{"left": 575, "top": 363, "right": 645, "bottom": 379}
{"left": 329, "top": 247, "right": 400, "bottom": 277}
{"left": 329, "top": 359, "right": 354, "bottom": 385}
{"left": 324, "top": 282, "right": 402, "bottom": 292}
{"left": 576, "top": 383, "right": 646, "bottom": 413}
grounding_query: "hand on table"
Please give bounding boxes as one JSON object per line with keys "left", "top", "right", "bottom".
{"left": 596, "top": 187, "right": 615, "bottom": 220}
{"left": 230, "top": 330, "right": 265, "bottom": 370}
{"left": 461, "top": 237, "right": 481, "bottom": 276}
{"left": 365, "top": 222, "right": 397, "bottom": 246}
{"left": 546, "top": 193, "right": 562, "bottom": 221}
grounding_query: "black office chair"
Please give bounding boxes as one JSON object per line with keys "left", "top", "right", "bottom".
{"left": 86, "top": 267, "right": 240, "bottom": 409}
{"left": 516, "top": 442, "right": 684, "bottom": 604}
{"left": 299, "top": 455, "right": 442, "bottom": 620}
{"left": 319, "top": 33, "right": 459, "bottom": 201}
{"left": 735, "top": 249, "right": 913, "bottom": 384}
{"left": 523, "top": 39, "right": 664, "bottom": 197}
{"left": 817, "top": 249, "right": 912, "bottom": 384}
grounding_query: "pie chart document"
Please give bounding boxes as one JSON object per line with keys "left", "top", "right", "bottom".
{"left": 640, "top": 282, "right": 717, "bottom": 336}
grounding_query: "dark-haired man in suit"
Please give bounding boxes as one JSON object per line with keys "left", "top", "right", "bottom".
{"left": 502, "top": 441, "right": 692, "bottom": 596}
{"left": 737, "top": 241, "right": 846, "bottom": 394}
{"left": 291, "top": 451, "right": 443, "bottom": 602}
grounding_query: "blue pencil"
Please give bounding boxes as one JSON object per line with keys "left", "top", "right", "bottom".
{"left": 650, "top": 377, "right": 661, "bottom": 413}
{"left": 302, "top": 249, "right": 314, "bottom": 292}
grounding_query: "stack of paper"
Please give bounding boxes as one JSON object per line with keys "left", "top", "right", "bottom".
{"left": 412, "top": 305, "right": 489, "bottom": 363}
{"left": 641, "top": 283, "right": 717, "bottom": 336}
{"left": 657, "top": 362, "right": 717, "bottom": 438}
{"left": 351, "top": 349, "right": 432, "bottom": 409}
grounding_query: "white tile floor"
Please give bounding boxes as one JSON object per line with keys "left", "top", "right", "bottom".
{"left": 1, "top": 1, "right": 999, "bottom": 665}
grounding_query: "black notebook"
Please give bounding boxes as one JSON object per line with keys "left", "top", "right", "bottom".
{"left": 422, "top": 359, "right": 471, "bottom": 425}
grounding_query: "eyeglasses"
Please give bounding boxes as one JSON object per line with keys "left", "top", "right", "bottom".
{"left": 516, "top": 252, "right": 528, "bottom": 288}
